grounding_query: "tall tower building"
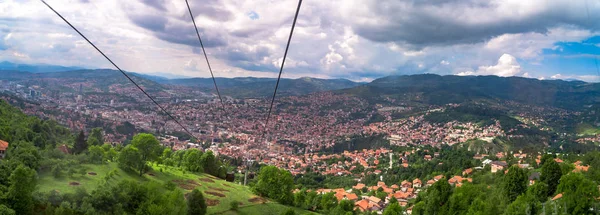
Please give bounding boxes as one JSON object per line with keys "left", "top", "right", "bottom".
{"left": 389, "top": 152, "right": 393, "bottom": 169}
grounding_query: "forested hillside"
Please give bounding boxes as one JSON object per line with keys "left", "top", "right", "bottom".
{"left": 0, "top": 100, "right": 312, "bottom": 215}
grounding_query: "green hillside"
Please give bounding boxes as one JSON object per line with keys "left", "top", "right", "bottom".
{"left": 576, "top": 123, "right": 600, "bottom": 136}
{"left": 0, "top": 98, "right": 313, "bottom": 215}
{"left": 37, "top": 163, "right": 313, "bottom": 215}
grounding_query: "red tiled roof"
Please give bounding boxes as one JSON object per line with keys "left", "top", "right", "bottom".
{"left": 353, "top": 183, "right": 366, "bottom": 190}
{"left": 0, "top": 140, "right": 8, "bottom": 151}
{"left": 355, "top": 199, "right": 369, "bottom": 211}
{"left": 346, "top": 193, "right": 358, "bottom": 201}
{"left": 412, "top": 178, "right": 422, "bottom": 184}
{"left": 335, "top": 193, "right": 345, "bottom": 201}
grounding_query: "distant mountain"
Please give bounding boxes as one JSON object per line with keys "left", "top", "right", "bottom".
{"left": 161, "top": 77, "right": 364, "bottom": 98}
{"left": 0, "top": 69, "right": 165, "bottom": 93}
{"left": 341, "top": 74, "right": 600, "bottom": 110}
{"left": 0, "top": 61, "right": 84, "bottom": 73}
{"left": 129, "top": 72, "right": 170, "bottom": 82}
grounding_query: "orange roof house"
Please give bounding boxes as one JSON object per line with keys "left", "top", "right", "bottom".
{"left": 333, "top": 188, "right": 345, "bottom": 194}
{"left": 382, "top": 187, "right": 394, "bottom": 194}
{"left": 413, "top": 178, "right": 422, "bottom": 188}
{"left": 368, "top": 196, "right": 381, "bottom": 204}
{"left": 335, "top": 192, "right": 345, "bottom": 201}
{"left": 448, "top": 176, "right": 472, "bottom": 186}
{"left": 355, "top": 199, "right": 369, "bottom": 211}
{"left": 392, "top": 191, "right": 411, "bottom": 200}
{"left": 573, "top": 165, "right": 590, "bottom": 172}
{"left": 346, "top": 193, "right": 358, "bottom": 201}
{"left": 0, "top": 140, "right": 8, "bottom": 159}
{"left": 353, "top": 183, "right": 366, "bottom": 190}
{"left": 462, "top": 168, "right": 473, "bottom": 176}
{"left": 496, "top": 152, "right": 505, "bottom": 159}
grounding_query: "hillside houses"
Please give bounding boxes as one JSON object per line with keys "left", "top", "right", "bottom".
{"left": 491, "top": 161, "right": 508, "bottom": 173}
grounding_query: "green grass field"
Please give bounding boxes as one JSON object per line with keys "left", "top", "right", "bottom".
{"left": 37, "top": 162, "right": 315, "bottom": 215}
{"left": 576, "top": 123, "right": 600, "bottom": 136}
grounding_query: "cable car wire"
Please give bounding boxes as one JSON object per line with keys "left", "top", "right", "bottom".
{"left": 261, "top": 0, "right": 303, "bottom": 141}
{"left": 185, "top": 0, "right": 227, "bottom": 112}
{"left": 39, "top": 0, "right": 199, "bottom": 140}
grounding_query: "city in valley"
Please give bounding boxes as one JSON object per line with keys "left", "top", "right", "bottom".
{"left": 1, "top": 70, "right": 599, "bottom": 214}
{"left": 2, "top": 1, "right": 600, "bottom": 214}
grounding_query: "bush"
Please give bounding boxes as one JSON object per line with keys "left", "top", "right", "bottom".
{"left": 164, "top": 181, "right": 177, "bottom": 191}
{"left": 51, "top": 165, "right": 63, "bottom": 178}
{"left": 187, "top": 189, "right": 207, "bottom": 215}
{"left": 281, "top": 208, "right": 296, "bottom": 215}
{"left": 230, "top": 201, "right": 240, "bottom": 211}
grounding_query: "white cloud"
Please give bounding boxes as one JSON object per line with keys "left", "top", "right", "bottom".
{"left": 550, "top": 74, "right": 563, "bottom": 79}
{"left": 0, "top": 0, "right": 598, "bottom": 81}
{"left": 457, "top": 54, "right": 523, "bottom": 77}
{"left": 3, "top": 33, "right": 12, "bottom": 41}
{"left": 184, "top": 59, "right": 199, "bottom": 71}
{"left": 550, "top": 74, "right": 600, "bottom": 82}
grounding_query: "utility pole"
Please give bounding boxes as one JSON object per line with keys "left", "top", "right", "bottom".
{"left": 243, "top": 140, "right": 249, "bottom": 186}
{"left": 244, "top": 159, "right": 249, "bottom": 186}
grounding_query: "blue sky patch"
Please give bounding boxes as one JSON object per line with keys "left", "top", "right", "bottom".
{"left": 247, "top": 11, "right": 259, "bottom": 20}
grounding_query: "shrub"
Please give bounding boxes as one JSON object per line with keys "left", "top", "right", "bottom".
{"left": 230, "top": 201, "right": 240, "bottom": 211}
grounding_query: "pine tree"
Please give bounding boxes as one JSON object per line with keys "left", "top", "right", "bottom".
{"left": 187, "top": 189, "right": 207, "bottom": 215}
{"left": 73, "top": 131, "right": 88, "bottom": 154}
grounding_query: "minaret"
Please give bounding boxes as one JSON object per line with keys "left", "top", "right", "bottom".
{"left": 389, "top": 152, "right": 393, "bottom": 169}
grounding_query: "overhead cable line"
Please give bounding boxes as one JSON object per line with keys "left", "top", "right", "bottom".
{"left": 185, "top": 0, "right": 227, "bottom": 112}
{"left": 261, "top": 0, "right": 303, "bottom": 140}
{"left": 39, "top": 0, "right": 199, "bottom": 140}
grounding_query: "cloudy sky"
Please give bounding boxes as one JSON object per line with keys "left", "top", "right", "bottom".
{"left": 1, "top": 0, "right": 600, "bottom": 82}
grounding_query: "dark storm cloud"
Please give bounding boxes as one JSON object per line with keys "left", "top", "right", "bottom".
{"left": 125, "top": 0, "right": 230, "bottom": 47}
{"left": 230, "top": 27, "right": 264, "bottom": 38}
{"left": 177, "top": 0, "right": 233, "bottom": 22}
{"left": 127, "top": 13, "right": 227, "bottom": 47}
{"left": 156, "top": 23, "right": 227, "bottom": 47}
{"left": 218, "top": 45, "right": 276, "bottom": 72}
{"left": 140, "top": 0, "right": 166, "bottom": 11}
{"left": 129, "top": 14, "right": 167, "bottom": 31}
{"left": 352, "top": 0, "right": 600, "bottom": 48}
{"left": 234, "top": 62, "right": 277, "bottom": 72}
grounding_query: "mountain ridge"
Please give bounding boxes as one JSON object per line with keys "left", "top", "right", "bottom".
{"left": 340, "top": 74, "right": 600, "bottom": 110}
